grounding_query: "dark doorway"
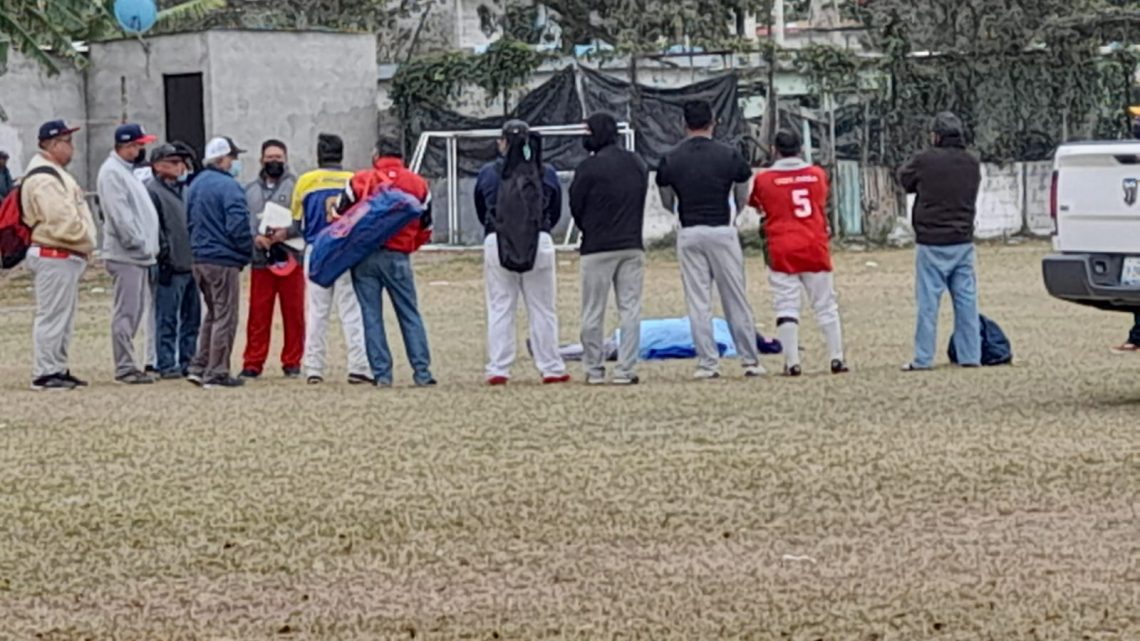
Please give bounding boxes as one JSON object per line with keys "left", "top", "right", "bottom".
{"left": 164, "top": 73, "right": 205, "bottom": 162}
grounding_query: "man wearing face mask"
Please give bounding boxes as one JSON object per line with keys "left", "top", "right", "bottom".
{"left": 145, "top": 143, "right": 199, "bottom": 379}
{"left": 97, "top": 123, "right": 161, "bottom": 385}
{"left": 185, "top": 136, "right": 253, "bottom": 389}
{"left": 240, "top": 139, "right": 303, "bottom": 379}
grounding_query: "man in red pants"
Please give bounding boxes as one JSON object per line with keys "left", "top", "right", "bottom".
{"left": 240, "top": 140, "right": 304, "bottom": 378}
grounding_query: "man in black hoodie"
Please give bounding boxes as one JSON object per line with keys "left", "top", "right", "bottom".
{"left": 570, "top": 113, "right": 649, "bottom": 385}
{"left": 898, "top": 111, "right": 982, "bottom": 370}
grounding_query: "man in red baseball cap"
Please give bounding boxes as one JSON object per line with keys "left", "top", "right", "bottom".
{"left": 97, "top": 123, "right": 161, "bottom": 384}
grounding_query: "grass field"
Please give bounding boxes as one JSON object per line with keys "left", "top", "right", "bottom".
{"left": 0, "top": 241, "right": 1137, "bottom": 641}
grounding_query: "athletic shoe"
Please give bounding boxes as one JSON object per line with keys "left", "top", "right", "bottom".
{"left": 187, "top": 372, "right": 204, "bottom": 387}
{"left": 307, "top": 376, "right": 324, "bottom": 385}
{"left": 693, "top": 369, "right": 721, "bottom": 380}
{"left": 831, "top": 359, "right": 850, "bottom": 375}
{"left": 144, "top": 365, "right": 158, "bottom": 375}
{"left": 1110, "top": 342, "right": 1140, "bottom": 354}
{"left": 203, "top": 375, "right": 245, "bottom": 389}
{"left": 283, "top": 367, "right": 301, "bottom": 379}
{"left": 543, "top": 374, "right": 572, "bottom": 385}
{"left": 900, "top": 362, "right": 930, "bottom": 372}
{"left": 586, "top": 375, "right": 608, "bottom": 386}
{"left": 487, "top": 376, "right": 509, "bottom": 386}
{"left": 374, "top": 380, "right": 393, "bottom": 389}
{"left": 31, "top": 374, "right": 77, "bottom": 392}
{"left": 612, "top": 375, "right": 640, "bottom": 386}
{"left": 743, "top": 365, "right": 767, "bottom": 378}
{"left": 60, "top": 371, "right": 88, "bottom": 387}
{"left": 116, "top": 370, "right": 156, "bottom": 385}
{"left": 783, "top": 364, "right": 803, "bottom": 378}
{"left": 348, "top": 373, "right": 375, "bottom": 385}
{"left": 160, "top": 370, "right": 184, "bottom": 381}
{"left": 239, "top": 369, "right": 260, "bottom": 379}
{"left": 415, "top": 379, "right": 438, "bottom": 387}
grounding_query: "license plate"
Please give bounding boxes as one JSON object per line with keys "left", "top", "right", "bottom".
{"left": 1122, "top": 257, "right": 1140, "bottom": 286}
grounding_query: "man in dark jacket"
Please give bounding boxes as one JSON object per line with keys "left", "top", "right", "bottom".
{"left": 240, "top": 139, "right": 303, "bottom": 379}
{"left": 145, "top": 143, "right": 199, "bottom": 379}
{"left": 570, "top": 112, "right": 648, "bottom": 385}
{"left": 186, "top": 136, "right": 252, "bottom": 389}
{"left": 472, "top": 120, "right": 569, "bottom": 386}
{"left": 898, "top": 111, "right": 982, "bottom": 370}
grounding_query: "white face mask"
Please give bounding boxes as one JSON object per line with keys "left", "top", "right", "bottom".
{"left": 229, "top": 159, "right": 243, "bottom": 177}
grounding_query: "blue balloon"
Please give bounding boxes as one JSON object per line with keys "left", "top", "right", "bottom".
{"left": 114, "top": 0, "right": 158, "bottom": 34}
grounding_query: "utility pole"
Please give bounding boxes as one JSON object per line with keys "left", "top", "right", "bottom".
{"left": 765, "top": 0, "right": 779, "bottom": 149}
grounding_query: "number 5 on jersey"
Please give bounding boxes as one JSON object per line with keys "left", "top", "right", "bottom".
{"left": 792, "top": 188, "right": 812, "bottom": 218}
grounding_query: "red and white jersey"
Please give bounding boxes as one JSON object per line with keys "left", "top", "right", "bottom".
{"left": 749, "top": 158, "right": 832, "bottom": 274}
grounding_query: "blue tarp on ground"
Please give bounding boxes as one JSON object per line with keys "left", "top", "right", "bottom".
{"left": 555, "top": 318, "right": 782, "bottom": 361}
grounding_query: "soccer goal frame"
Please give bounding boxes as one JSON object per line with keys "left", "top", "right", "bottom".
{"left": 407, "top": 122, "right": 636, "bottom": 249}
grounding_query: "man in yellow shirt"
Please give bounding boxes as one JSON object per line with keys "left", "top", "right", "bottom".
{"left": 291, "top": 133, "right": 370, "bottom": 385}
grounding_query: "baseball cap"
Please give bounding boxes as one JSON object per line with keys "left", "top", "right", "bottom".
{"left": 115, "top": 123, "right": 158, "bottom": 145}
{"left": 204, "top": 136, "right": 246, "bottom": 162}
{"left": 149, "top": 143, "right": 188, "bottom": 164}
{"left": 38, "top": 119, "right": 81, "bottom": 142}
{"left": 502, "top": 119, "right": 530, "bottom": 137}
{"left": 0, "top": 151, "right": 8, "bottom": 160}
{"left": 265, "top": 244, "right": 298, "bottom": 277}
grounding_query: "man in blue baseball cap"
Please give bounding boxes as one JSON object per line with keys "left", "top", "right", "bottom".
{"left": 97, "top": 123, "right": 161, "bottom": 384}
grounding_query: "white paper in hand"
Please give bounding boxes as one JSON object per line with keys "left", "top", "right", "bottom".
{"left": 260, "top": 201, "right": 293, "bottom": 233}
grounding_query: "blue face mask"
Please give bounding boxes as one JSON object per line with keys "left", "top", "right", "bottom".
{"left": 229, "top": 159, "right": 243, "bottom": 177}
{"left": 176, "top": 172, "right": 189, "bottom": 184}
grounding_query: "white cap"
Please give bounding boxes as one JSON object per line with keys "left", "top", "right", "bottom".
{"left": 203, "top": 136, "right": 245, "bottom": 162}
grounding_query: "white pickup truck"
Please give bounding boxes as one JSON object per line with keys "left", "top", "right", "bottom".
{"left": 1042, "top": 140, "right": 1140, "bottom": 312}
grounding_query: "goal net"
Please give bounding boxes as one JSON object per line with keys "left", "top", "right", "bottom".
{"left": 408, "top": 122, "right": 636, "bottom": 250}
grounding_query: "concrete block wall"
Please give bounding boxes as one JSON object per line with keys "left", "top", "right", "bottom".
{"left": 0, "top": 52, "right": 90, "bottom": 187}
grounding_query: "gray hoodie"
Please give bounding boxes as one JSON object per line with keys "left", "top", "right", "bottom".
{"left": 97, "top": 152, "right": 160, "bottom": 265}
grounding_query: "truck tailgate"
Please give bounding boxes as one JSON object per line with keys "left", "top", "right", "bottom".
{"left": 1054, "top": 142, "right": 1140, "bottom": 254}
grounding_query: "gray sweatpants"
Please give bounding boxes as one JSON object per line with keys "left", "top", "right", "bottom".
{"left": 190, "top": 263, "right": 241, "bottom": 380}
{"left": 677, "top": 225, "right": 761, "bottom": 372}
{"left": 107, "top": 260, "right": 152, "bottom": 378}
{"left": 26, "top": 247, "right": 86, "bottom": 379}
{"left": 580, "top": 249, "right": 645, "bottom": 379}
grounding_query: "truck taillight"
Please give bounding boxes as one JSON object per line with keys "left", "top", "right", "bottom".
{"left": 1049, "top": 170, "right": 1058, "bottom": 221}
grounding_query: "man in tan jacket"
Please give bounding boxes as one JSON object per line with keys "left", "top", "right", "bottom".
{"left": 21, "top": 119, "right": 96, "bottom": 391}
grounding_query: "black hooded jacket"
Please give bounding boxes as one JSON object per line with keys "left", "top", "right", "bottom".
{"left": 569, "top": 114, "right": 649, "bottom": 254}
{"left": 898, "top": 132, "right": 981, "bottom": 246}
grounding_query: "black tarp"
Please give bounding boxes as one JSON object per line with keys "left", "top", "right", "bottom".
{"left": 578, "top": 67, "right": 746, "bottom": 170}
{"left": 408, "top": 65, "right": 747, "bottom": 177}
{"left": 410, "top": 67, "right": 586, "bottom": 179}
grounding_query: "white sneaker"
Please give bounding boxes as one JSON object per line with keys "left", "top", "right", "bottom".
{"left": 693, "top": 369, "right": 720, "bottom": 380}
{"left": 586, "top": 375, "right": 607, "bottom": 386}
{"left": 743, "top": 365, "right": 767, "bottom": 378}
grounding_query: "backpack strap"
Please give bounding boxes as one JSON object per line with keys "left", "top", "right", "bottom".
{"left": 20, "top": 165, "right": 64, "bottom": 187}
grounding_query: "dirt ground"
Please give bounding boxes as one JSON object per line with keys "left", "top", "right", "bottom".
{"left": 0, "top": 241, "right": 1137, "bottom": 641}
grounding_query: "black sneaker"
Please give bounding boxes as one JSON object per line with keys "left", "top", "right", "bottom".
{"left": 116, "top": 370, "right": 156, "bottom": 385}
{"left": 415, "top": 378, "right": 438, "bottom": 387}
{"left": 348, "top": 373, "right": 374, "bottom": 385}
{"left": 239, "top": 369, "right": 261, "bottom": 379}
{"left": 31, "top": 374, "right": 77, "bottom": 392}
{"left": 783, "top": 365, "right": 803, "bottom": 378}
{"left": 60, "top": 371, "right": 88, "bottom": 387}
{"left": 831, "top": 359, "right": 849, "bottom": 375}
{"left": 283, "top": 367, "right": 301, "bottom": 379}
{"left": 307, "top": 375, "right": 324, "bottom": 385}
{"left": 160, "top": 370, "right": 184, "bottom": 380}
{"left": 145, "top": 365, "right": 158, "bottom": 375}
{"left": 204, "top": 375, "right": 245, "bottom": 389}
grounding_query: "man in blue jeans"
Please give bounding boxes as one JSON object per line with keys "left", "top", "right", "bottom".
{"left": 898, "top": 112, "right": 982, "bottom": 370}
{"left": 342, "top": 139, "right": 436, "bottom": 387}
{"left": 144, "top": 143, "right": 200, "bottom": 378}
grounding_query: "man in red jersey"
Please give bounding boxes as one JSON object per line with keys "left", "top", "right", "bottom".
{"left": 749, "top": 129, "right": 847, "bottom": 377}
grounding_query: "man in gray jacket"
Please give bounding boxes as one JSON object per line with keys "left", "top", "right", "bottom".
{"left": 97, "top": 123, "right": 160, "bottom": 384}
{"left": 145, "top": 143, "right": 199, "bottom": 379}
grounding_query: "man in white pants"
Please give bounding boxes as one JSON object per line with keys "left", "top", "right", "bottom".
{"left": 474, "top": 120, "right": 570, "bottom": 386}
{"left": 656, "top": 100, "right": 765, "bottom": 380}
{"left": 291, "top": 134, "right": 371, "bottom": 385}
{"left": 749, "top": 129, "right": 847, "bottom": 376}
